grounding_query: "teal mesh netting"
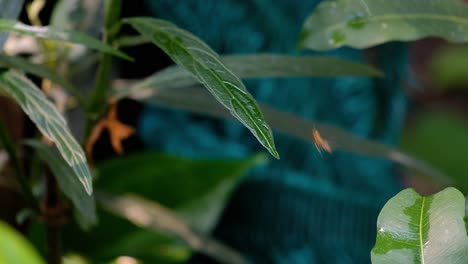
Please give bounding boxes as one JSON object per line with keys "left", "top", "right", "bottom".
{"left": 139, "top": 1, "right": 409, "bottom": 263}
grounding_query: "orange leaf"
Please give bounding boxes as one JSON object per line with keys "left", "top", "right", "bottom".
{"left": 86, "top": 103, "right": 135, "bottom": 163}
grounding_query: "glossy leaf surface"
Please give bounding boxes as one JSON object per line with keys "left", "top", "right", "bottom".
{"left": 125, "top": 17, "right": 278, "bottom": 158}
{"left": 0, "top": 71, "right": 92, "bottom": 194}
{"left": 299, "top": 0, "right": 468, "bottom": 51}
{"left": 371, "top": 187, "right": 468, "bottom": 264}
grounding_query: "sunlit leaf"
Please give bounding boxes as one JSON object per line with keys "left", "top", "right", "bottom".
{"left": 371, "top": 187, "right": 468, "bottom": 264}
{"left": 0, "top": 220, "right": 46, "bottom": 264}
{"left": 124, "top": 17, "right": 279, "bottom": 159}
{"left": 299, "top": 0, "right": 468, "bottom": 51}
{"left": 25, "top": 140, "right": 97, "bottom": 229}
{"left": 115, "top": 54, "right": 383, "bottom": 100}
{"left": 0, "top": 19, "right": 131, "bottom": 60}
{"left": 0, "top": 71, "right": 93, "bottom": 194}
{"left": 135, "top": 85, "right": 449, "bottom": 184}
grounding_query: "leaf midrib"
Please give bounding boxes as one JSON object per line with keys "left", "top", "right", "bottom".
{"left": 419, "top": 197, "right": 426, "bottom": 264}
{"left": 154, "top": 29, "right": 275, "bottom": 154}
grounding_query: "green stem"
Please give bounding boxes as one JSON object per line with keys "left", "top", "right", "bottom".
{"left": 85, "top": 0, "right": 122, "bottom": 137}
{"left": 0, "top": 121, "right": 38, "bottom": 211}
{"left": 44, "top": 171, "right": 62, "bottom": 264}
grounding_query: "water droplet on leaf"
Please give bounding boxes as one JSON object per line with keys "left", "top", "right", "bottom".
{"left": 347, "top": 16, "right": 367, "bottom": 29}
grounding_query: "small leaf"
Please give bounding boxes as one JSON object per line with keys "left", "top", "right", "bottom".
{"left": 0, "top": 19, "right": 131, "bottom": 60}
{"left": 124, "top": 17, "right": 279, "bottom": 159}
{"left": 299, "top": 0, "right": 468, "bottom": 51}
{"left": 0, "top": 71, "right": 93, "bottom": 194}
{"left": 115, "top": 54, "right": 383, "bottom": 99}
{"left": 371, "top": 187, "right": 468, "bottom": 264}
{"left": 0, "top": 220, "right": 46, "bottom": 264}
{"left": 25, "top": 140, "right": 97, "bottom": 229}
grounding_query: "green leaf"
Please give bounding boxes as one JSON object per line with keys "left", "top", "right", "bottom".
{"left": 25, "top": 140, "right": 97, "bottom": 229}
{"left": 0, "top": 71, "right": 93, "bottom": 194}
{"left": 0, "top": 54, "right": 80, "bottom": 98}
{"left": 0, "top": 19, "right": 131, "bottom": 60}
{"left": 371, "top": 187, "right": 468, "bottom": 264}
{"left": 99, "top": 193, "right": 248, "bottom": 264}
{"left": 115, "top": 54, "right": 383, "bottom": 100}
{"left": 0, "top": 220, "right": 46, "bottom": 264}
{"left": 401, "top": 110, "right": 468, "bottom": 193}
{"left": 136, "top": 85, "right": 450, "bottom": 184}
{"left": 96, "top": 152, "right": 266, "bottom": 232}
{"left": 429, "top": 45, "right": 468, "bottom": 87}
{"left": 299, "top": 0, "right": 468, "bottom": 51}
{"left": 124, "top": 17, "right": 279, "bottom": 159}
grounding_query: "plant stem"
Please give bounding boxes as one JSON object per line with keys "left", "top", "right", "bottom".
{"left": 0, "top": 121, "right": 38, "bottom": 211}
{"left": 85, "top": 0, "right": 122, "bottom": 137}
{"left": 44, "top": 172, "right": 63, "bottom": 264}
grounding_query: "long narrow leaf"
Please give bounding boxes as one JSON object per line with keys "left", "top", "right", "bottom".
{"left": 299, "top": 0, "right": 468, "bottom": 51}
{"left": 0, "top": 71, "right": 93, "bottom": 194}
{"left": 0, "top": 19, "right": 131, "bottom": 60}
{"left": 98, "top": 193, "right": 248, "bottom": 264}
{"left": 115, "top": 54, "right": 383, "bottom": 99}
{"left": 0, "top": 54, "right": 79, "bottom": 98}
{"left": 25, "top": 140, "right": 97, "bottom": 228}
{"left": 135, "top": 85, "right": 450, "bottom": 184}
{"left": 124, "top": 17, "right": 279, "bottom": 159}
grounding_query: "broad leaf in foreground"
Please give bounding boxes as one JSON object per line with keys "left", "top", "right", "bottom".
{"left": 0, "top": 71, "right": 93, "bottom": 194}
{"left": 124, "top": 17, "right": 279, "bottom": 159}
{"left": 25, "top": 140, "right": 97, "bottom": 228}
{"left": 299, "top": 0, "right": 468, "bottom": 51}
{"left": 0, "top": 19, "right": 131, "bottom": 60}
{"left": 371, "top": 187, "right": 468, "bottom": 264}
{"left": 0, "top": 221, "right": 45, "bottom": 264}
{"left": 115, "top": 54, "right": 383, "bottom": 99}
